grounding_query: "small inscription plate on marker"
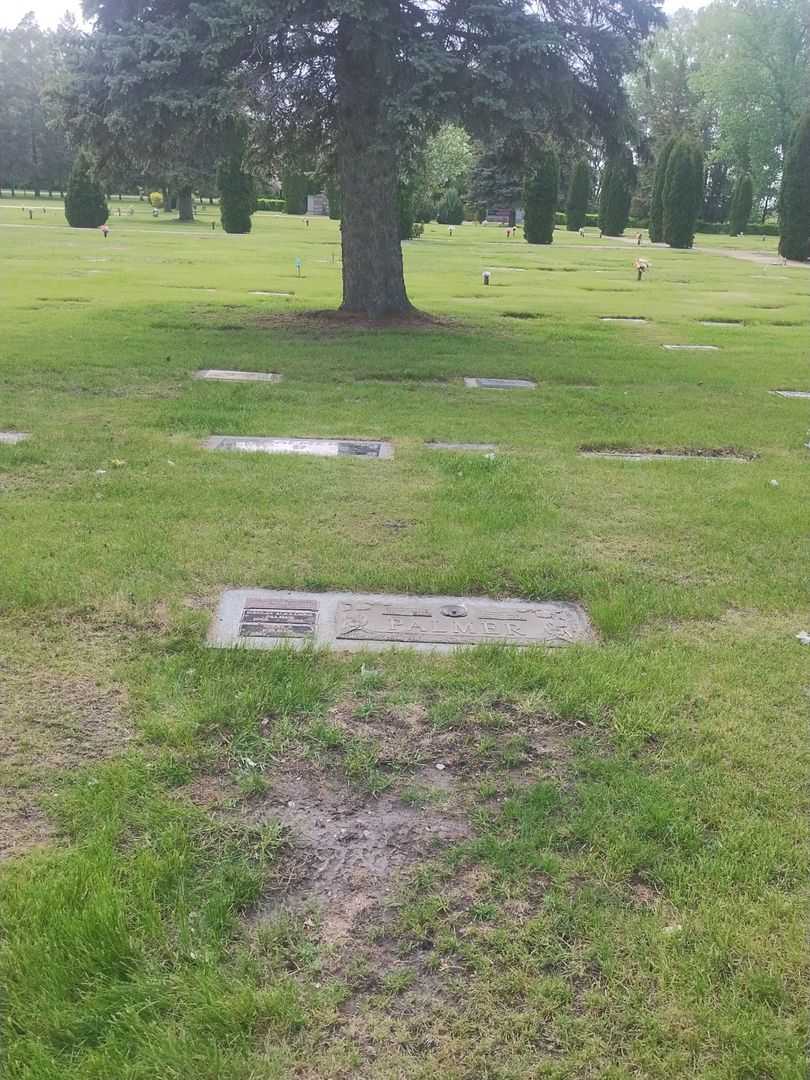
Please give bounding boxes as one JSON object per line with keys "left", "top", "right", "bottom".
{"left": 0, "top": 432, "right": 30, "bottom": 445}
{"left": 464, "top": 377, "right": 536, "bottom": 390}
{"left": 239, "top": 597, "right": 317, "bottom": 638}
{"left": 208, "top": 590, "right": 596, "bottom": 653}
{"left": 202, "top": 435, "right": 393, "bottom": 458}
{"left": 195, "top": 370, "right": 282, "bottom": 383}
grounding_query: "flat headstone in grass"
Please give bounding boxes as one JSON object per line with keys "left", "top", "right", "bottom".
{"left": 0, "top": 432, "right": 30, "bottom": 444}
{"left": 208, "top": 588, "right": 596, "bottom": 652}
{"left": 195, "top": 370, "right": 282, "bottom": 383}
{"left": 250, "top": 290, "right": 292, "bottom": 297}
{"left": 202, "top": 435, "right": 393, "bottom": 458}
{"left": 599, "top": 316, "right": 647, "bottom": 323}
{"left": 662, "top": 345, "right": 720, "bottom": 351}
{"left": 425, "top": 441, "right": 497, "bottom": 451}
{"left": 770, "top": 390, "right": 810, "bottom": 399}
{"left": 699, "top": 320, "right": 743, "bottom": 327}
{"left": 464, "top": 377, "right": 536, "bottom": 390}
{"left": 580, "top": 447, "right": 754, "bottom": 462}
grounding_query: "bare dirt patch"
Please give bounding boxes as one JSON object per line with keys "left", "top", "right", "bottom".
{"left": 250, "top": 767, "right": 471, "bottom": 940}
{"left": 234, "top": 698, "right": 586, "bottom": 947}
{"left": 250, "top": 309, "right": 467, "bottom": 336}
{"left": 0, "top": 670, "right": 131, "bottom": 859}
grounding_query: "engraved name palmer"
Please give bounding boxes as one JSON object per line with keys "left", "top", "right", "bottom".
{"left": 336, "top": 603, "right": 576, "bottom": 642}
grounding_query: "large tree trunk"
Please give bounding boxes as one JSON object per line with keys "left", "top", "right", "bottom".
{"left": 177, "top": 188, "right": 194, "bottom": 222}
{"left": 335, "top": 12, "right": 412, "bottom": 319}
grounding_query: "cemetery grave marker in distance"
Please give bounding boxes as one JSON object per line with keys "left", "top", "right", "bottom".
{"left": 195, "top": 370, "right": 282, "bottom": 383}
{"left": 208, "top": 588, "right": 596, "bottom": 653}
{"left": 425, "top": 441, "right": 497, "bottom": 451}
{"left": 0, "top": 432, "right": 30, "bottom": 444}
{"left": 464, "top": 378, "right": 536, "bottom": 389}
{"left": 202, "top": 435, "right": 393, "bottom": 458}
{"left": 662, "top": 345, "right": 720, "bottom": 351}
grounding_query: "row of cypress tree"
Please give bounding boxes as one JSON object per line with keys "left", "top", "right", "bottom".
{"left": 63, "top": 108, "right": 810, "bottom": 258}
{"left": 64, "top": 145, "right": 256, "bottom": 233}
{"left": 523, "top": 147, "right": 635, "bottom": 245}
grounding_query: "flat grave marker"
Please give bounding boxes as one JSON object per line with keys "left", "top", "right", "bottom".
{"left": 202, "top": 435, "right": 393, "bottom": 458}
{"left": 770, "top": 390, "right": 810, "bottom": 399}
{"left": 699, "top": 320, "right": 743, "bottom": 327}
{"left": 581, "top": 447, "right": 753, "bottom": 462}
{"left": 662, "top": 344, "right": 720, "bottom": 351}
{"left": 0, "top": 432, "right": 30, "bottom": 445}
{"left": 250, "top": 290, "right": 292, "bottom": 297}
{"left": 208, "top": 588, "right": 596, "bottom": 653}
{"left": 464, "top": 377, "right": 536, "bottom": 390}
{"left": 425, "top": 441, "right": 497, "bottom": 451}
{"left": 195, "top": 370, "right": 282, "bottom": 383}
{"left": 600, "top": 316, "right": 647, "bottom": 323}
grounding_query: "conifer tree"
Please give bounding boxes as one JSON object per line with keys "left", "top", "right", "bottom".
{"left": 778, "top": 111, "right": 810, "bottom": 262}
{"left": 523, "top": 147, "right": 559, "bottom": 244}
{"left": 649, "top": 134, "right": 677, "bottom": 243}
{"left": 217, "top": 140, "right": 254, "bottom": 234}
{"left": 64, "top": 150, "right": 108, "bottom": 228}
{"left": 565, "top": 159, "right": 590, "bottom": 230}
{"left": 59, "top": 0, "right": 661, "bottom": 316}
{"left": 728, "top": 174, "right": 753, "bottom": 235}
{"left": 598, "top": 150, "right": 634, "bottom": 236}
{"left": 662, "top": 136, "right": 703, "bottom": 248}
{"left": 436, "top": 188, "right": 464, "bottom": 225}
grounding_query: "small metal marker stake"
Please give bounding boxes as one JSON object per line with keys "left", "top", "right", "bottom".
{"left": 295, "top": 257, "right": 302, "bottom": 277}
{"left": 482, "top": 270, "right": 491, "bottom": 286}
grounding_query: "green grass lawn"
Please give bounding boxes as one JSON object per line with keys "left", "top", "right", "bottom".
{"left": 1, "top": 201, "right": 808, "bottom": 1079}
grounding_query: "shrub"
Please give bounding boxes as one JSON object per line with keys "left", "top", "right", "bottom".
{"left": 778, "top": 110, "right": 810, "bottom": 262}
{"left": 436, "top": 187, "right": 464, "bottom": 225}
{"left": 523, "top": 146, "right": 559, "bottom": 245}
{"left": 217, "top": 153, "right": 254, "bottom": 234}
{"left": 64, "top": 151, "right": 108, "bottom": 228}
{"left": 148, "top": 191, "right": 163, "bottom": 208}
{"left": 599, "top": 151, "right": 634, "bottom": 236}
{"left": 663, "top": 136, "right": 704, "bottom": 248}
{"left": 255, "top": 198, "right": 285, "bottom": 212}
{"left": 565, "top": 159, "right": 590, "bottom": 231}
{"left": 649, "top": 134, "right": 677, "bottom": 243}
{"left": 728, "top": 174, "right": 753, "bottom": 235}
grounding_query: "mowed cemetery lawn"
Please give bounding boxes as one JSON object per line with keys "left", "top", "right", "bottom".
{"left": 1, "top": 200, "right": 809, "bottom": 1079}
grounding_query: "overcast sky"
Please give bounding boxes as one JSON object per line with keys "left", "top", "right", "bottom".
{"left": 3, "top": 0, "right": 708, "bottom": 30}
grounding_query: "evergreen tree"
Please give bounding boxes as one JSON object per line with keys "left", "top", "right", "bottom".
{"left": 599, "top": 150, "right": 635, "bottom": 236}
{"left": 523, "top": 146, "right": 559, "bottom": 245}
{"left": 649, "top": 134, "right": 677, "bottom": 242}
{"left": 565, "top": 159, "right": 590, "bottom": 230}
{"left": 282, "top": 171, "right": 309, "bottom": 215}
{"left": 662, "top": 135, "right": 703, "bottom": 248}
{"left": 325, "top": 179, "right": 342, "bottom": 220}
{"left": 217, "top": 152, "right": 254, "bottom": 234}
{"left": 58, "top": 0, "right": 661, "bottom": 318}
{"left": 778, "top": 111, "right": 810, "bottom": 262}
{"left": 728, "top": 173, "right": 752, "bottom": 235}
{"left": 436, "top": 187, "right": 464, "bottom": 225}
{"left": 64, "top": 150, "right": 108, "bottom": 228}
